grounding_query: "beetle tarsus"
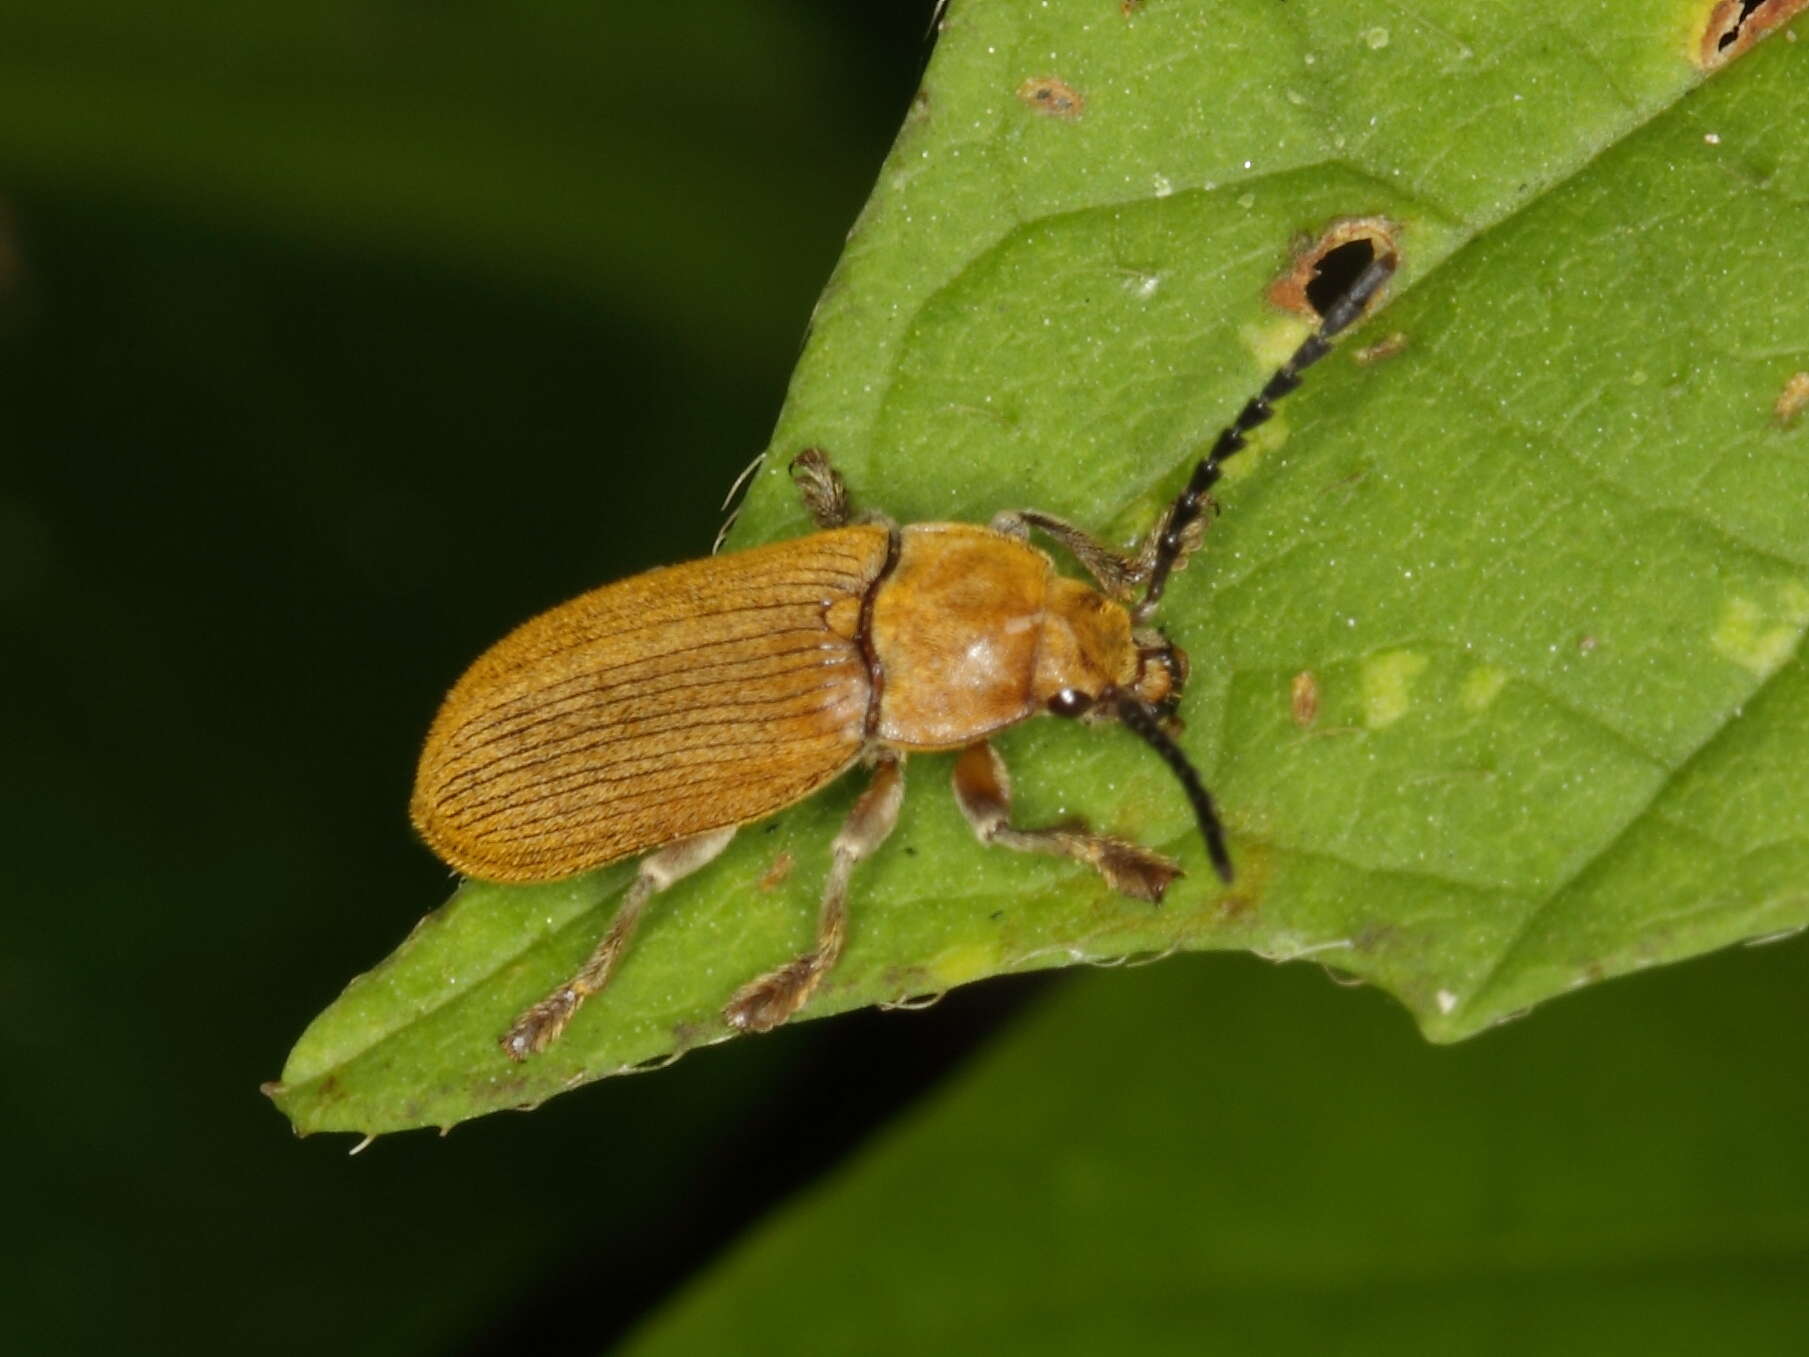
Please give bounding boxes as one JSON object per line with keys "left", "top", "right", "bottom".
{"left": 790, "top": 447, "right": 853, "bottom": 529}
{"left": 723, "top": 955, "right": 824, "bottom": 1032}
{"left": 1086, "top": 837, "right": 1184, "bottom": 902}
{"left": 501, "top": 989, "right": 581, "bottom": 1062}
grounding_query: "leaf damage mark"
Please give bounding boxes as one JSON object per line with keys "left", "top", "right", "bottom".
{"left": 1267, "top": 218, "right": 1400, "bottom": 322}
{"left": 1017, "top": 76, "right": 1085, "bottom": 119}
{"left": 1461, "top": 665, "right": 1506, "bottom": 711}
{"left": 1361, "top": 649, "right": 1428, "bottom": 729}
{"left": 1290, "top": 670, "right": 1320, "bottom": 728}
{"left": 1697, "top": 0, "right": 1808, "bottom": 70}
{"left": 1774, "top": 371, "right": 1809, "bottom": 426}
{"left": 1711, "top": 584, "right": 1809, "bottom": 677}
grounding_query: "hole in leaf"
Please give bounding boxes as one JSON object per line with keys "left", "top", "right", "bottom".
{"left": 1698, "top": 0, "right": 1807, "bottom": 70}
{"left": 1267, "top": 217, "right": 1400, "bottom": 321}
{"left": 1304, "top": 239, "right": 1377, "bottom": 317}
{"left": 1721, "top": 0, "right": 1767, "bottom": 48}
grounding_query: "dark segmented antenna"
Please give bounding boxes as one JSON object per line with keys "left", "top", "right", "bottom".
{"left": 1115, "top": 694, "right": 1233, "bottom": 884}
{"left": 1139, "top": 250, "right": 1397, "bottom": 617}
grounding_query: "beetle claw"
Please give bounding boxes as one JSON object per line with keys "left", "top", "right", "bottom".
{"left": 723, "top": 955, "right": 822, "bottom": 1033}
{"left": 500, "top": 987, "right": 580, "bottom": 1062}
{"left": 1089, "top": 838, "right": 1183, "bottom": 903}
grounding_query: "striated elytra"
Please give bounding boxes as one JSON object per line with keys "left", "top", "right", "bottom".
{"left": 411, "top": 252, "right": 1395, "bottom": 1060}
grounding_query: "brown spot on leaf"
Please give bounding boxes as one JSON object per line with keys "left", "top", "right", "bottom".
{"left": 1268, "top": 218, "right": 1400, "bottom": 322}
{"left": 1698, "top": 0, "right": 1807, "bottom": 70}
{"left": 1017, "top": 76, "right": 1085, "bottom": 119}
{"left": 1121, "top": 0, "right": 1146, "bottom": 15}
{"left": 1213, "top": 889, "right": 1256, "bottom": 921}
{"left": 1290, "top": 670, "right": 1320, "bottom": 727}
{"left": 1774, "top": 371, "right": 1809, "bottom": 426}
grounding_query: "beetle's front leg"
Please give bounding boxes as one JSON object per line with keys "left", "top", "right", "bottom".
{"left": 989, "top": 506, "right": 1207, "bottom": 604}
{"left": 951, "top": 741, "right": 1180, "bottom": 901}
{"left": 724, "top": 752, "right": 906, "bottom": 1032}
{"left": 502, "top": 826, "right": 737, "bottom": 1060}
{"left": 790, "top": 447, "right": 853, "bottom": 529}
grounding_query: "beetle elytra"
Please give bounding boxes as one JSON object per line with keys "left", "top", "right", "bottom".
{"left": 411, "top": 252, "right": 1395, "bottom": 1059}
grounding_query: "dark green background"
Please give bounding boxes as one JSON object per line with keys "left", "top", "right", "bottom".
{"left": 5, "top": 6, "right": 1806, "bottom": 1355}
{"left": 0, "top": 6, "right": 971, "bottom": 1352}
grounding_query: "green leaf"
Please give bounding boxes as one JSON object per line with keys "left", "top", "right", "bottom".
{"left": 618, "top": 942, "right": 1809, "bottom": 1356}
{"left": 270, "top": 0, "right": 1809, "bottom": 1135}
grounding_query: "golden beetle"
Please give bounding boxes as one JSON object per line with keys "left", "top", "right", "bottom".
{"left": 412, "top": 255, "right": 1394, "bottom": 1059}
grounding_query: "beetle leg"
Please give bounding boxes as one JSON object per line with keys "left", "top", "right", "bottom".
{"left": 790, "top": 447, "right": 853, "bottom": 529}
{"left": 988, "top": 508, "right": 1205, "bottom": 604}
{"left": 724, "top": 752, "right": 906, "bottom": 1032}
{"left": 501, "top": 825, "right": 737, "bottom": 1060}
{"left": 950, "top": 741, "right": 1180, "bottom": 902}
{"left": 1129, "top": 499, "right": 1211, "bottom": 590}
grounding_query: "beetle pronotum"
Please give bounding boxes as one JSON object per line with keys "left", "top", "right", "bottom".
{"left": 411, "top": 251, "right": 1396, "bottom": 1059}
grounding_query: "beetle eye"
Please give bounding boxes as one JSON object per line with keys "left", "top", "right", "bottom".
{"left": 1047, "top": 688, "right": 1095, "bottom": 718}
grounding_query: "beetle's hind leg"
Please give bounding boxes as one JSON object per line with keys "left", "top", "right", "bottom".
{"left": 989, "top": 508, "right": 1207, "bottom": 604}
{"left": 502, "top": 826, "right": 736, "bottom": 1060}
{"left": 952, "top": 741, "right": 1180, "bottom": 901}
{"left": 724, "top": 753, "right": 906, "bottom": 1032}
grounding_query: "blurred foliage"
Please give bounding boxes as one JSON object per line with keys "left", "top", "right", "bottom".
{"left": 279, "top": 0, "right": 1809, "bottom": 1136}
{"left": 627, "top": 942, "right": 1809, "bottom": 1357}
{"left": 0, "top": 4, "right": 930, "bottom": 1354}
